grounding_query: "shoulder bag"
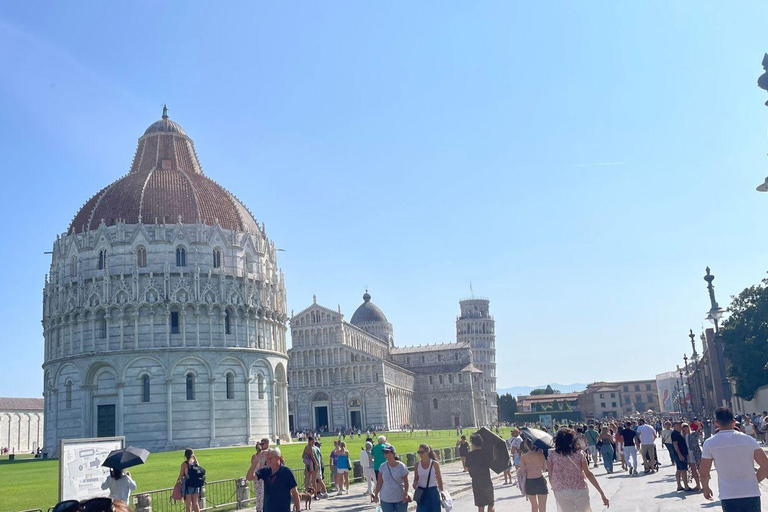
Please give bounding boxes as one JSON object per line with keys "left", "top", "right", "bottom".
{"left": 413, "top": 460, "right": 433, "bottom": 504}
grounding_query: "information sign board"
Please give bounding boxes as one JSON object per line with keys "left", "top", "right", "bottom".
{"left": 59, "top": 437, "right": 125, "bottom": 501}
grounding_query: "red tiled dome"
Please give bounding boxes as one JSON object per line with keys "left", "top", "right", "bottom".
{"left": 70, "top": 113, "right": 259, "bottom": 234}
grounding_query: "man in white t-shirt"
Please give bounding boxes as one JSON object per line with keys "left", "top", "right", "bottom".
{"left": 701, "top": 407, "right": 768, "bottom": 512}
{"left": 508, "top": 429, "right": 523, "bottom": 469}
{"left": 636, "top": 418, "right": 657, "bottom": 473}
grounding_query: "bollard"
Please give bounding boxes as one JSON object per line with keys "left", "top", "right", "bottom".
{"left": 454, "top": 446, "right": 460, "bottom": 459}
{"left": 236, "top": 477, "right": 250, "bottom": 508}
{"left": 199, "top": 486, "right": 206, "bottom": 510}
{"left": 443, "top": 448, "right": 451, "bottom": 462}
{"left": 134, "top": 493, "right": 152, "bottom": 512}
{"left": 352, "top": 460, "right": 363, "bottom": 482}
{"left": 406, "top": 452, "right": 416, "bottom": 469}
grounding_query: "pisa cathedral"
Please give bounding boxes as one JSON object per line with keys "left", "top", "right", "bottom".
{"left": 42, "top": 110, "right": 290, "bottom": 456}
{"left": 287, "top": 293, "right": 497, "bottom": 431}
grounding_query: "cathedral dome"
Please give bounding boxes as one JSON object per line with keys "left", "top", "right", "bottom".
{"left": 69, "top": 108, "right": 259, "bottom": 234}
{"left": 350, "top": 291, "right": 389, "bottom": 325}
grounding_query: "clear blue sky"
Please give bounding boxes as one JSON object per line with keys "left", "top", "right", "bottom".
{"left": 2, "top": 2, "right": 768, "bottom": 397}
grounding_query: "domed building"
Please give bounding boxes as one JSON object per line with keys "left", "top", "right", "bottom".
{"left": 287, "top": 292, "right": 497, "bottom": 431}
{"left": 42, "top": 108, "right": 289, "bottom": 455}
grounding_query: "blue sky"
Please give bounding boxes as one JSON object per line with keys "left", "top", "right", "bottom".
{"left": 2, "top": 2, "right": 768, "bottom": 397}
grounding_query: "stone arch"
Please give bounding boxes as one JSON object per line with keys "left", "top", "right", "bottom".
{"left": 171, "top": 356, "right": 212, "bottom": 380}
{"left": 121, "top": 355, "right": 168, "bottom": 381}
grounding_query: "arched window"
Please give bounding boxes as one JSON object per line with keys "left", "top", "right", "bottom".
{"left": 176, "top": 246, "right": 186, "bottom": 267}
{"left": 98, "top": 315, "right": 107, "bottom": 339}
{"left": 226, "top": 373, "right": 234, "bottom": 400}
{"left": 142, "top": 375, "right": 150, "bottom": 402}
{"left": 98, "top": 249, "right": 107, "bottom": 270}
{"left": 137, "top": 246, "right": 147, "bottom": 268}
{"left": 257, "top": 374, "right": 265, "bottom": 399}
{"left": 186, "top": 373, "right": 195, "bottom": 400}
{"left": 225, "top": 310, "right": 232, "bottom": 335}
{"left": 70, "top": 256, "right": 77, "bottom": 277}
{"left": 171, "top": 312, "right": 180, "bottom": 334}
{"left": 433, "top": 398, "right": 439, "bottom": 410}
{"left": 65, "top": 381, "right": 72, "bottom": 409}
{"left": 213, "top": 248, "right": 222, "bottom": 269}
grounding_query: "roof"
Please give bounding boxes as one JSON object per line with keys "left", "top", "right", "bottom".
{"left": 391, "top": 341, "right": 470, "bottom": 355}
{"left": 0, "top": 397, "right": 44, "bottom": 410}
{"left": 350, "top": 292, "right": 389, "bottom": 326}
{"left": 69, "top": 111, "right": 260, "bottom": 234}
{"left": 518, "top": 392, "right": 581, "bottom": 402}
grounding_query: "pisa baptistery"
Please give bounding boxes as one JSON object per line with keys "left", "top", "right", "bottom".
{"left": 41, "top": 108, "right": 289, "bottom": 455}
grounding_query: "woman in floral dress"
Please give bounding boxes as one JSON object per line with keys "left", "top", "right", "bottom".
{"left": 247, "top": 439, "right": 269, "bottom": 511}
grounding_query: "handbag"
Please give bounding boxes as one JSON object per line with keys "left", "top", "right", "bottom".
{"left": 413, "top": 461, "right": 433, "bottom": 504}
{"left": 171, "top": 482, "right": 183, "bottom": 502}
{"left": 440, "top": 489, "right": 453, "bottom": 511}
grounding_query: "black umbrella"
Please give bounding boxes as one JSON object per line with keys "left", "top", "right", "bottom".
{"left": 102, "top": 446, "right": 150, "bottom": 470}
{"left": 520, "top": 427, "right": 554, "bottom": 451}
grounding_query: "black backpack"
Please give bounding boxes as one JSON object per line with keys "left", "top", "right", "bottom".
{"left": 186, "top": 462, "right": 206, "bottom": 487}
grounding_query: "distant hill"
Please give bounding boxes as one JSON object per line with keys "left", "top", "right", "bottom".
{"left": 497, "top": 383, "right": 588, "bottom": 397}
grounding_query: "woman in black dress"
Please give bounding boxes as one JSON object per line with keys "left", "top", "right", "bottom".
{"left": 465, "top": 434, "right": 495, "bottom": 512}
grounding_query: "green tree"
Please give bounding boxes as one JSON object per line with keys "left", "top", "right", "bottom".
{"left": 551, "top": 400, "right": 561, "bottom": 411}
{"left": 545, "top": 385, "right": 556, "bottom": 395}
{"left": 720, "top": 281, "right": 768, "bottom": 400}
{"left": 498, "top": 394, "right": 518, "bottom": 422}
{"left": 530, "top": 388, "right": 548, "bottom": 395}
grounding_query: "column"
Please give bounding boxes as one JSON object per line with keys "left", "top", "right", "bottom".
{"left": 134, "top": 313, "right": 139, "bottom": 350}
{"left": 116, "top": 382, "right": 125, "bottom": 435}
{"left": 195, "top": 312, "right": 200, "bottom": 347}
{"left": 119, "top": 313, "right": 125, "bottom": 350}
{"left": 80, "top": 385, "right": 91, "bottom": 438}
{"left": 181, "top": 311, "right": 187, "bottom": 347}
{"left": 26, "top": 413, "right": 31, "bottom": 451}
{"left": 166, "top": 378, "right": 173, "bottom": 444}
{"left": 271, "top": 380, "right": 278, "bottom": 439}
{"left": 209, "top": 377, "right": 217, "bottom": 443}
{"left": 245, "top": 377, "right": 253, "bottom": 443}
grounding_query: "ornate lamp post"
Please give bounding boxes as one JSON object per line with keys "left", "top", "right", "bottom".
{"left": 678, "top": 366, "right": 687, "bottom": 415}
{"left": 755, "top": 54, "right": 768, "bottom": 191}
{"left": 684, "top": 354, "right": 695, "bottom": 415}
{"left": 689, "top": 329, "right": 708, "bottom": 416}
{"left": 704, "top": 267, "right": 732, "bottom": 408}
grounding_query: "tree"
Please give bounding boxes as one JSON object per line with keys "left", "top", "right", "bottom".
{"left": 545, "top": 385, "right": 556, "bottom": 395}
{"left": 530, "top": 388, "right": 548, "bottom": 395}
{"left": 551, "top": 400, "right": 561, "bottom": 411}
{"left": 719, "top": 281, "right": 768, "bottom": 400}
{"left": 497, "top": 394, "right": 517, "bottom": 422}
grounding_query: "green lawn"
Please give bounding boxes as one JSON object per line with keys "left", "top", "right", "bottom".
{"left": 1, "top": 429, "right": 506, "bottom": 512}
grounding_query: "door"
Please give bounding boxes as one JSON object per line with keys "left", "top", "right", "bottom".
{"left": 314, "top": 406, "right": 328, "bottom": 430}
{"left": 97, "top": 405, "right": 116, "bottom": 437}
{"left": 454, "top": 416, "right": 460, "bottom": 428}
{"left": 289, "top": 414, "right": 295, "bottom": 433}
{"left": 350, "top": 411, "right": 362, "bottom": 430}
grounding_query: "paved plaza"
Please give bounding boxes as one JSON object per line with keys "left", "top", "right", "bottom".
{"left": 248, "top": 440, "right": 768, "bottom": 512}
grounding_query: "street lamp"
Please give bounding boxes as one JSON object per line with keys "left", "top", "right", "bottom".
{"left": 678, "top": 366, "right": 686, "bottom": 415}
{"left": 689, "top": 329, "right": 707, "bottom": 415}
{"left": 704, "top": 267, "right": 732, "bottom": 408}
{"left": 756, "top": 53, "right": 768, "bottom": 191}
{"left": 684, "top": 354, "right": 695, "bottom": 415}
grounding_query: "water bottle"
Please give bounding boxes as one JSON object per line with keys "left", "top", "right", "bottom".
{"left": 375, "top": 505, "right": 382, "bottom": 512}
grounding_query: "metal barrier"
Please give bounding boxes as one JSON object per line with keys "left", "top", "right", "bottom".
{"left": 130, "top": 445, "right": 461, "bottom": 511}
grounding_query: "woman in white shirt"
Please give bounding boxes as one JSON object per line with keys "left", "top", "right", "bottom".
{"left": 101, "top": 468, "right": 137, "bottom": 504}
{"left": 360, "top": 441, "right": 376, "bottom": 496}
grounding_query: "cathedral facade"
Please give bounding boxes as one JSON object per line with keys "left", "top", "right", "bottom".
{"left": 42, "top": 111, "right": 290, "bottom": 456}
{"left": 287, "top": 293, "right": 497, "bottom": 431}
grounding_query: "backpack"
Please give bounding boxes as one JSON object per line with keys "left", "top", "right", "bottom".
{"left": 186, "top": 462, "right": 206, "bottom": 487}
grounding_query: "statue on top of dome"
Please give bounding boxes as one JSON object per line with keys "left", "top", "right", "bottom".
{"left": 162, "top": 104, "right": 169, "bottom": 119}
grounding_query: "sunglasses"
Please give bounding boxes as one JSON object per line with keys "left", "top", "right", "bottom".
{"left": 417, "top": 451, "right": 425, "bottom": 454}
{"left": 53, "top": 498, "right": 114, "bottom": 512}
{"left": 260, "top": 442, "right": 269, "bottom": 446}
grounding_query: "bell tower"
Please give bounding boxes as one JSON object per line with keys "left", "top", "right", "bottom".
{"left": 456, "top": 298, "right": 497, "bottom": 425}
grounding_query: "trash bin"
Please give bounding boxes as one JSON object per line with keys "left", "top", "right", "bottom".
{"left": 8, "top": 454, "right": 14, "bottom": 461}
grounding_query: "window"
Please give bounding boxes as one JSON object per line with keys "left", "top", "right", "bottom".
{"left": 429, "top": 376, "right": 433, "bottom": 385}
{"left": 610, "top": 393, "right": 615, "bottom": 398}
{"left": 225, "top": 310, "right": 232, "bottom": 334}
{"left": 600, "top": 402, "right": 606, "bottom": 408}
{"left": 439, "top": 375, "right": 443, "bottom": 384}
{"left": 454, "top": 353, "right": 458, "bottom": 360}
{"left": 635, "top": 394, "right": 642, "bottom": 403}
{"left": 599, "top": 393, "right": 604, "bottom": 399}
{"left": 98, "top": 316, "right": 107, "bottom": 339}
{"left": 213, "top": 249, "right": 222, "bottom": 269}
{"left": 176, "top": 247, "right": 186, "bottom": 267}
{"left": 186, "top": 374, "right": 195, "bottom": 400}
{"left": 645, "top": 384, "right": 652, "bottom": 391}
{"left": 98, "top": 249, "right": 107, "bottom": 270}
{"left": 438, "top": 354, "right": 442, "bottom": 361}
{"left": 449, "top": 374, "right": 453, "bottom": 384}
{"left": 70, "top": 256, "right": 77, "bottom": 277}
{"left": 612, "top": 402, "right": 617, "bottom": 407}
{"left": 142, "top": 375, "right": 150, "bottom": 402}
{"left": 65, "top": 381, "right": 72, "bottom": 409}
{"left": 421, "top": 355, "right": 425, "bottom": 364}
{"left": 137, "top": 246, "right": 147, "bottom": 268}
{"left": 433, "top": 398, "right": 439, "bottom": 410}
{"left": 226, "top": 373, "right": 234, "bottom": 400}
{"left": 458, "top": 374, "right": 462, "bottom": 383}
{"left": 258, "top": 375, "right": 265, "bottom": 399}
{"left": 634, "top": 385, "right": 640, "bottom": 391}
{"left": 406, "top": 356, "right": 410, "bottom": 365}
{"left": 171, "top": 312, "right": 180, "bottom": 334}
{"left": 623, "top": 385, "right": 629, "bottom": 392}
{"left": 647, "top": 394, "right": 654, "bottom": 403}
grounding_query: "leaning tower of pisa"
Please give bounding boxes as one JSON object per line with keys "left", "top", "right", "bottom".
{"left": 456, "top": 298, "right": 497, "bottom": 424}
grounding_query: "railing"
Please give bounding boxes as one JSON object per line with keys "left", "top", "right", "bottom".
{"left": 133, "top": 446, "right": 461, "bottom": 512}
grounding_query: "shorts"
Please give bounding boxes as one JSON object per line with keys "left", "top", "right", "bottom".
{"left": 525, "top": 476, "right": 548, "bottom": 495}
{"left": 337, "top": 468, "right": 349, "bottom": 474}
{"left": 183, "top": 481, "right": 201, "bottom": 496}
{"left": 675, "top": 456, "right": 688, "bottom": 471}
{"left": 513, "top": 453, "right": 521, "bottom": 466}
